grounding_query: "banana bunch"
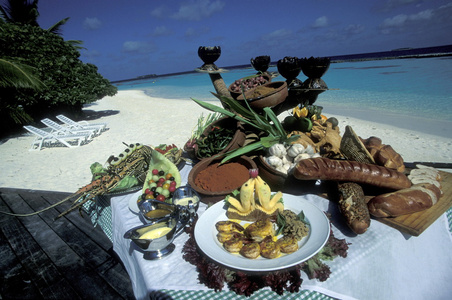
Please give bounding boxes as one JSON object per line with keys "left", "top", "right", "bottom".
{"left": 226, "top": 175, "right": 284, "bottom": 221}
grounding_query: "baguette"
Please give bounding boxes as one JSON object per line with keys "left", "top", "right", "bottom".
{"left": 293, "top": 157, "right": 411, "bottom": 190}
{"left": 337, "top": 182, "right": 370, "bottom": 234}
{"left": 367, "top": 183, "right": 441, "bottom": 217}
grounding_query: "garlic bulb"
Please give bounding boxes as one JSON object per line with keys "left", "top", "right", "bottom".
{"left": 293, "top": 153, "right": 311, "bottom": 164}
{"left": 276, "top": 165, "right": 287, "bottom": 174}
{"left": 267, "top": 143, "right": 286, "bottom": 158}
{"left": 282, "top": 154, "right": 291, "bottom": 166}
{"left": 287, "top": 143, "right": 305, "bottom": 158}
{"left": 304, "top": 144, "right": 315, "bottom": 155}
{"left": 265, "top": 155, "right": 283, "bottom": 168}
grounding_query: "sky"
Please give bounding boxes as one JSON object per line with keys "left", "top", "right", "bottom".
{"left": 23, "top": 0, "right": 452, "bottom": 81}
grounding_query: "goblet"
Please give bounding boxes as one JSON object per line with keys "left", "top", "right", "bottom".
{"left": 251, "top": 55, "right": 271, "bottom": 73}
{"left": 197, "top": 46, "right": 222, "bottom": 72}
{"left": 299, "top": 57, "right": 330, "bottom": 104}
{"left": 277, "top": 56, "right": 303, "bottom": 88}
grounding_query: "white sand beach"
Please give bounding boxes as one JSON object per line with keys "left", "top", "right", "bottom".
{"left": 0, "top": 89, "right": 451, "bottom": 194}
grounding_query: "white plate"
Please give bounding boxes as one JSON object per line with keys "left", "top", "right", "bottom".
{"left": 194, "top": 194, "right": 330, "bottom": 272}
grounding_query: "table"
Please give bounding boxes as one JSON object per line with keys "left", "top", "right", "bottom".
{"left": 97, "top": 163, "right": 452, "bottom": 300}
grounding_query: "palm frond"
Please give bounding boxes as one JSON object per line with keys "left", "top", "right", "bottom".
{"left": 67, "top": 39, "right": 86, "bottom": 50}
{"left": 0, "top": 58, "right": 45, "bottom": 89}
{"left": 47, "top": 17, "right": 69, "bottom": 35}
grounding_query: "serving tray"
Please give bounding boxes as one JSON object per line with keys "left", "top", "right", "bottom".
{"left": 373, "top": 170, "right": 452, "bottom": 236}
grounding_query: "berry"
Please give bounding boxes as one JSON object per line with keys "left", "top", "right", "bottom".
{"left": 152, "top": 169, "right": 159, "bottom": 175}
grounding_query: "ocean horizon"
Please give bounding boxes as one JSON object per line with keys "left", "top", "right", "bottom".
{"left": 113, "top": 44, "right": 452, "bottom": 83}
{"left": 115, "top": 49, "right": 452, "bottom": 139}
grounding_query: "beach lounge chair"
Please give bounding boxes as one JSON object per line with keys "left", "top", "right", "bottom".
{"left": 23, "top": 125, "right": 89, "bottom": 151}
{"left": 41, "top": 118, "right": 96, "bottom": 140}
{"left": 56, "top": 114, "right": 107, "bottom": 135}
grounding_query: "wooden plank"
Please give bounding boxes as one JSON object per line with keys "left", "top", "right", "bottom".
{"left": 0, "top": 192, "right": 124, "bottom": 299}
{"left": 373, "top": 171, "right": 452, "bottom": 236}
{"left": 0, "top": 192, "right": 80, "bottom": 299}
{"left": 25, "top": 190, "right": 134, "bottom": 298}
{"left": 0, "top": 219, "right": 43, "bottom": 299}
{"left": 0, "top": 188, "right": 134, "bottom": 299}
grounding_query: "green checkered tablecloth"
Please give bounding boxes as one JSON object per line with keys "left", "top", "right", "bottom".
{"left": 83, "top": 194, "right": 114, "bottom": 240}
{"left": 158, "top": 289, "right": 334, "bottom": 300}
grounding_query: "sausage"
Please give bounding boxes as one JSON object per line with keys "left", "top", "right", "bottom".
{"left": 367, "top": 183, "right": 441, "bottom": 217}
{"left": 293, "top": 157, "right": 411, "bottom": 190}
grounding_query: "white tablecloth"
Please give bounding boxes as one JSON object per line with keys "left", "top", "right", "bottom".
{"left": 111, "top": 164, "right": 452, "bottom": 300}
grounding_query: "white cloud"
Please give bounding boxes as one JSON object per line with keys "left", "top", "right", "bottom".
{"left": 152, "top": 26, "right": 172, "bottom": 36}
{"left": 151, "top": 5, "right": 166, "bottom": 18}
{"left": 262, "top": 29, "right": 292, "bottom": 41}
{"left": 312, "top": 16, "right": 329, "bottom": 29}
{"left": 378, "top": 4, "right": 447, "bottom": 34}
{"left": 122, "top": 41, "right": 156, "bottom": 54}
{"left": 81, "top": 49, "right": 100, "bottom": 60}
{"left": 380, "top": 0, "right": 425, "bottom": 11}
{"left": 83, "top": 17, "right": 102, "bottom": 30}
{"left": 184, "top": 26, "right": 209, "bottom": 38}
{"left": 171, "top": 0, "right": 225, "bottom": 21}
{"left": 344, "top": 24, "right": 365, "bottom": 35}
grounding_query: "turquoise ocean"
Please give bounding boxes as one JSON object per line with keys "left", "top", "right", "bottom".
{"left": 116, "top": 56, "right": 452, "bottom": 138}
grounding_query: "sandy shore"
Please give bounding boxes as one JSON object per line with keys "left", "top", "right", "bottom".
{"left": 0, "top": 89, "right": 451, "bottom": 193}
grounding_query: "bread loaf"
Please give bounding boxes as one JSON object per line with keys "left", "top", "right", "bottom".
{"left": 368, "top": 165, "right": 442, "bottom": 217}
{"left": 293, "top": 157, "right": 411, "bottom": 190}
{"left": 360, "top": 136, "right": 405, "bottom": 172}
{"left": 367, "top": 183, "right": 441, "bottom": 217}
{"left": 337, "top": 182, "right": 370, "bottom": 234}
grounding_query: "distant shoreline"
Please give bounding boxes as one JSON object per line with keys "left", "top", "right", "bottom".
{"left": 112, "top": 44, "right": 452, "bottom": 84}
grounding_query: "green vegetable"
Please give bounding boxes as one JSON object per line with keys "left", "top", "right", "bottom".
{"left": 90, "top": 162, "right": 107, "bottom": 180}
{"left": 192, "top": 94, "right": 299, "bottom": 163}
{"left": 196, "top": 126, "right": 234, "bottom": 158}
{"left": 109, "top": 175, "right": 139, "bottom": 192}
{"left": 296, "top": 118, "right": 313, "bottom": 132}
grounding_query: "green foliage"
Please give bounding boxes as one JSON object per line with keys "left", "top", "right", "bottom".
{"left": 0, "top": 58, "right": 45, "bottom": 89}
{"left": 191, "top": 96, "right": 299, "bottom": 163}
{"left": 0, "top": 22, "right": 117, "bottom": 128}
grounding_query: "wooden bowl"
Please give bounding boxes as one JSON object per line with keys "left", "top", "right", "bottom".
{"left": 228, "top": 74, "right": 271, "bottom": 99}
{"left": 188, "top": 155, "right": 257, "bottom": 204}
{"left": 195, "top": 117, "right": 246, "bottom": 161}
{"left": 255, "top": 155, "right": 288, "bottom": 191}
{"left": 237, "top": 81, "right": 288, "bottom": 109}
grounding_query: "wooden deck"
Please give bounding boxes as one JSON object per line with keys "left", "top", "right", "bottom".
{"left": 0, "top": 188, "right": 135, "bottom": 299}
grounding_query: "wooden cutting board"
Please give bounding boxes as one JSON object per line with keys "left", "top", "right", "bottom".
{"left": 374, "top": 170, "right": 452, "bottom": 236}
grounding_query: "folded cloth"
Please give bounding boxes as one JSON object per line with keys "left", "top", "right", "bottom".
{"left": 112, "top": 164, "right": 452, "bottom": 300}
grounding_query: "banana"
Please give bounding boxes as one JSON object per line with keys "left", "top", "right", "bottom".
{"left": 226, "top": 196, "right": 246, "bottom": 213}
{"left": 240, "top": 177, "right": 255, "bottom": 212}
{"left": 255, "top": 176, "right": 271, "bottom": 210}
{"left": 268, "top": 191, "right": 283, "bottom": 209}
